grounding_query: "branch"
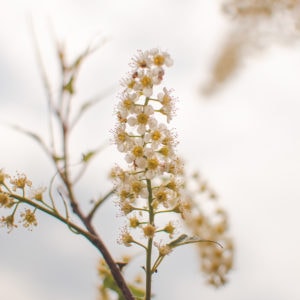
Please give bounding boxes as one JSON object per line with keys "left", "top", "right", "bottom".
{"left": 28, "top": 17, "right": 59, "bottom": 151}
{"left": 10, "top": 193, "right": 95, "bottom": 240}
{"left": 5, "top": 123, "right": 53, "bottom": 159}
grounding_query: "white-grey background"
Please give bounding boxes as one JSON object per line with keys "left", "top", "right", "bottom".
{"left": 1, "top": 1, "right": 300, "bottom": 299}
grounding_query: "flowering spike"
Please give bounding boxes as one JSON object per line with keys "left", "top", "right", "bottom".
{"left": 112, "top": 49, "right": 184, "bottom": 246}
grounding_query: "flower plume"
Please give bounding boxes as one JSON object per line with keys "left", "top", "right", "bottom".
{"left": 112, "top": 49, "right": 188, "bottom": 251}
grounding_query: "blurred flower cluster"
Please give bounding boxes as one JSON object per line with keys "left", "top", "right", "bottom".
{"left": 183, "top": 172, "right": 234, "bottom": 287}
{"left": 203, "top": 0, "right": 300, "bottom": 94}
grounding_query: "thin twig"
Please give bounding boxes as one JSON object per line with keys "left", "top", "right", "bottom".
{"left": 6, "top": 123, "right": 52, "bottom": 158}
{"left": 10, "top": 193, "right": 96, "bottom": 240}
{"left": 87, "top": 188, "right": 115, "bottom": 221}
{"left": 72, "top": 141, "right": 110, "bottom": 184}
{"left": 28, "top": 17, "right": 57, "bottom": 152}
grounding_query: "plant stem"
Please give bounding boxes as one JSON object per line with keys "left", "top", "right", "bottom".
{"left": 146, "top": 179, "right": 154, "bottom": 300}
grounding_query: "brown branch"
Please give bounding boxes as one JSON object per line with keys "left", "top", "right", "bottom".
{"left": 59, "top": 107, "right": 133, "bottom": 299}
{"left": 28, "top": 25, "right": 134, "bottom": 298}
{"left": 64, "top": 180, "right": 134, "bottom": 300}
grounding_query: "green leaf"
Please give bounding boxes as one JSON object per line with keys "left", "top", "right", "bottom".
{"left": 53, "top": 155, "right": 65, "bottom": 162}
{"left": 103, "top": 275, "right": 124, "bottom": 300}
{"left": 63, "top": 76, "right": 74, "bottom": 94}
{"left": 168, "top": 234, "right": 222, "bottom": 248}
{"left": 82, "top": 151, "right": 95, "bottom": 162}
{"left": 128, "top": 284, "right": 145, "bottom": 298}
{"left": 168, "top": 234, "right": 189, "bottom": 247}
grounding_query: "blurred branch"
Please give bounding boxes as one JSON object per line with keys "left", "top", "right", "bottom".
{"left": 5, "top": 123, "right": 53, "bottom": 159}
{"left": 28, "top": 17, "right": 58, "bottom": 152}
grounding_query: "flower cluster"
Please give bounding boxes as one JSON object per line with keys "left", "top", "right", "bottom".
{"left": 112, "top": 49, "right": 186, "bottom": 252}
{"left": 0, "top": 169, "right": 44, "bottom": 232}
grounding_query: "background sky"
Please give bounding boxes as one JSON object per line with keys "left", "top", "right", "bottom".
{"left": 1, "top": 1, "right": 300, "bottom": 300}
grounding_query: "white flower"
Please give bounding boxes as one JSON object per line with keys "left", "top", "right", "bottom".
{"left": 142, "top": 87, "right": 153, "bottom": 97}
{"left": 131, "top": 49, "right": 152, "bottom": 69}
{"left": 127, "top": 116, "right": 137, "bottom": 127}
{"left": 157, "top": 87, "right": 176, "bottom": 122}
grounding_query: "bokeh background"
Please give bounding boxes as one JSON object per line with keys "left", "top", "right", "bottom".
{"left": 1, "top": 1, "right": 300, "bottom": 299}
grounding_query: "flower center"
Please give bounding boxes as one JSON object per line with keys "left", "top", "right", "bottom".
{"left": 132, "top": 146, "right": 144, "bottom": 157}
{"left": 153, "top": 55, "right": 165, "bottom": 66}
{"left": 137, "top": 113, "right": 149, "bottom": 125}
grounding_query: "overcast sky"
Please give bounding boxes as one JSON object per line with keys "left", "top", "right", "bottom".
{"left": 1, "top": 1, "right": 300, "bottom": 300}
